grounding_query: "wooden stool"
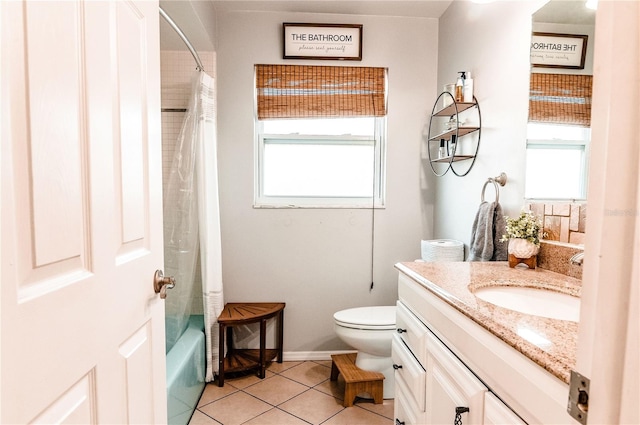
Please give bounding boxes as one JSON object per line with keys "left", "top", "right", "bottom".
{"left": 217, "top": 302, "right": 285, "bottom": 386}
{"left": 330, "top": 353, "right": 384, "bottom": 407}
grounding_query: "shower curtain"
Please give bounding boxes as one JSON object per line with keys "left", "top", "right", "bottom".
{"left": 163, "top": 71, "right": 224, "bottom": 382}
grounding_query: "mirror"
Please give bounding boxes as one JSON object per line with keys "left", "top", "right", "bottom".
{"left": 525, "top": 0, "right": 595, "bottom": 201}
{"left": 525, "top": 0, "right": 595, "bottom": 245}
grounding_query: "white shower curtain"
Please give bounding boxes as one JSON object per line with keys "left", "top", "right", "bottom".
{"left": 193, "top": 72, "right": 226, "bottom": 382}
{"left": 164, "top": 69, "right": 224, "bottom": 380}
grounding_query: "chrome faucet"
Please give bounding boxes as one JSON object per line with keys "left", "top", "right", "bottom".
{"left": 570, "top": 252, "right": 585, "bottom": 266}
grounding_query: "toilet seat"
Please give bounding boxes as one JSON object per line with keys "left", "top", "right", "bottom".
{"left": 334, "top": 306, "right": 396, "bottom": 330}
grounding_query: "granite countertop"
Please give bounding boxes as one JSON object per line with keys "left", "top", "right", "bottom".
{"left": 395, "top": 261, "right": 580, "bottom": 384}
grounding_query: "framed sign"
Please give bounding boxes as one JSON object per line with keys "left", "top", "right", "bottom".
{"left": 283, "top": 23, "right": 363, "bottom": 61}
{"left": 531, "top": 32, "right": 588, "bottom": 69}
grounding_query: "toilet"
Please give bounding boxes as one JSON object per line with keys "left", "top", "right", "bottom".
{"left": 333, "top": 306, "right": 396, "bottom": 398}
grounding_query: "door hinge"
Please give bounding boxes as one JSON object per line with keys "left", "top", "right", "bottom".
{"left": 568, "top": 370, "right": 590, "bottom": 424}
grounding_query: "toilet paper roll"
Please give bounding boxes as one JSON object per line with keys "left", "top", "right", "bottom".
{"left": 421, "top": 239, "right": 464, "bottom": 262}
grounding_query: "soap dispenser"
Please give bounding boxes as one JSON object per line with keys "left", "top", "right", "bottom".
{"left": 455, "top": 72, "right": 466, "bottom": 102}
{"left": 463, "top": 71, "right": 474, "bottom": 102}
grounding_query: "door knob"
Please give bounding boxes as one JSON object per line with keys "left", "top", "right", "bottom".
{"left": 154, "top": 270, "right": 175, "bottom": 299}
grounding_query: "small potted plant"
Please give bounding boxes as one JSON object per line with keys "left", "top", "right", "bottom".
{"left": 500, "top": 211, "right": 545, "bottom": 269}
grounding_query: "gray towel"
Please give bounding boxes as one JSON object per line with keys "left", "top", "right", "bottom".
{"left": 469, "top": 201, "right": 508, "bottom": 261}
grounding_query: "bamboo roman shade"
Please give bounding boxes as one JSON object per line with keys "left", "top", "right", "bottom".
{"left": 255, "top": 64, "right": 387, "bottom": 119}
{"left": 529, "top": 73, "right": 592, "bottom": 127}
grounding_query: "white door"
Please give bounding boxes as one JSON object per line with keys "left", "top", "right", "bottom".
{"left": 577, "top": 1, "right": 640, "bottom": 424}
{"left": 1, "top": 1, "right": 167, "bottom": 424}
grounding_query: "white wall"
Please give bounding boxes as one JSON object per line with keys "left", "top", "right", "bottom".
{"left": 215, "top": 10, "right": 438, "bottom": 352}
{"left": 434, "top": 1, "right": 546, "bottom": 251}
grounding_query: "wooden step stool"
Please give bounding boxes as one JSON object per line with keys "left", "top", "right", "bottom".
{"left": 330, "top": 353, "right": 385, "bottom": 407}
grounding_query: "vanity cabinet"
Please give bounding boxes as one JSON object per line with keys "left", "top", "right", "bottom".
{"left": 425, "top": 329, "right": 486, "bottom": 425}
{"left": 483, "top": 393, "right": 527, "bottom": 425}
{"left": 394, "top": 303, "right": 494, "bottom": 425}
{"left": 393, "top": 271, "right": 555, "bottom": 425}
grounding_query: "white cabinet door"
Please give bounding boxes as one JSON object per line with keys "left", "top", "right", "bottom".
{"left": 395, "top": 374, "right": 426, "bottom": 425}
{"left": 426, "top": 332, "right": 487, "bottom": 425}
{"left": 392, "top": 334, "right": 427, "bottom": 412}
{"left": 1, "top": 1, "right": 166, "bottom": 424}
{"left": 396, "top": 301, "right": 430, "bottom": 365}
{"left": 483, "top": 393, "right": 528, "bottom": 425}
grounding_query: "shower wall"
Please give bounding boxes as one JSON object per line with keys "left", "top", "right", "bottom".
{"left": 160, "top": 50, "right": 216, "bottom": 315}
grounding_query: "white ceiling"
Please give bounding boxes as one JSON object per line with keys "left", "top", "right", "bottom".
{"left": 160, "top": 0, "right": 453, "bottom": 51}
{"left": 159, "top": 0, "right": 596, "bottom": 52}
{"left": 533, "top": 0, "right": 596, "bottom": 25}
{"left": 210, "top": 0, "right": 453, "bottom": 18}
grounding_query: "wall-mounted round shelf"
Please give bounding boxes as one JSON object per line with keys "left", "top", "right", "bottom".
{"left": 427, "top": 92, "right": 481, "bottom": 177}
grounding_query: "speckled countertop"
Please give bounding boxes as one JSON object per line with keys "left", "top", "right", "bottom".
{"left": 395, "top": 261, "right": 580, "bottom": 384}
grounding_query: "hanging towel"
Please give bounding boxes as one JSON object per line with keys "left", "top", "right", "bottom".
{"left": 469, "top": 201, "right": 508, "bottom": 261}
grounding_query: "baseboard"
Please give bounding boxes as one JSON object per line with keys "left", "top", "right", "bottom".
{"left": 283, "top": 350, "right": 355, "bottom": 362}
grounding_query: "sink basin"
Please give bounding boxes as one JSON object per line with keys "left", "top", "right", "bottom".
{"left": 473, "top": 286, "right": 580, "bottom": 322}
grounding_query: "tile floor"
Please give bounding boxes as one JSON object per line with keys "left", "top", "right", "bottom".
{"left": 189, "top": 360, "right": 394, "bottom": 425}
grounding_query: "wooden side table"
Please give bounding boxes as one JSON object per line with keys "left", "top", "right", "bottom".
{"left": 217, "top": 302, "right": 285, "bottom": 386}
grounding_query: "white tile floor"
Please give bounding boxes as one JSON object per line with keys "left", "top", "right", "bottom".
{"left": 189, "top": 360, "right": 394, "bottom": 425}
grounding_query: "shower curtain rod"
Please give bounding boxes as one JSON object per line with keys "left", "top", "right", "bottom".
{"left": 159, "top": 6, "right": 205, "bottom": 72}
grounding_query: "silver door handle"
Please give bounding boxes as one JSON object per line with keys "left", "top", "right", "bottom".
{"left": 154, "top": 270, "right": 175, "bottom": 299}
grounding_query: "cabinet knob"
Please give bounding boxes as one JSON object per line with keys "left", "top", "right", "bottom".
{"left": 396, "top": 328, "right": 407, "bottom": 334}
{"left": 393, "top": 364, "right": 403, "bottom": 370}
{"left": 395, "top": 419, "right": 405, "bottom": 425}
{"left": 454, "top": 406, "right": 469, "bottom": 425}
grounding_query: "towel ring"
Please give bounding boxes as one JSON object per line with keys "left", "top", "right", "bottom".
{"left": 481, "top": 172, "right": 507, "bottom": 203}
{"left": 481, "top": 180, "right": 500, "bottom": 203}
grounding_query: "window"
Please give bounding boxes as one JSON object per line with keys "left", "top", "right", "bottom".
{"left": 526, "top": 73, "right": 592, "bottom": 200}
{"left": 525, "top": 123, "right": 590, "bottom": 200}
{"left": 254, "top": 65, "right": 388, "bottom": 208}
{"left": 256, "top": 117, "right": 385, "bottom": 207}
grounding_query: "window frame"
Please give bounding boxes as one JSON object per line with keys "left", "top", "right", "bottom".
{"left": 525, "top": 134, "right": 590, "bottom": 201}
{"left": 254, "top": 117, "right": 387, "bottom": 208}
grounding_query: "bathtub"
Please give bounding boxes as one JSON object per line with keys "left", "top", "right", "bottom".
{"left": 166, "top": 315, "right": 206, "bottom": 425}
